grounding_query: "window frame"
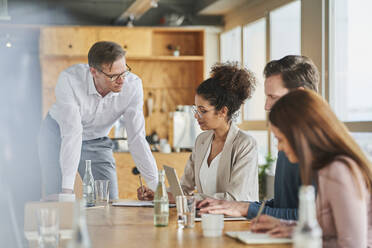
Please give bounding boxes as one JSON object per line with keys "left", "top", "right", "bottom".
{"left": 220, "top": 0, "right": 372, "bottom": 162}
{"left": 219, "top": 0, "right": 302, "bottom": 155}
{"left": 327, "top": 0, "right": 372, "bottom": 132}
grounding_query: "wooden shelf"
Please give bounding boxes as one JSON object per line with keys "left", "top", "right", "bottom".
{"left": 41, "top": 55, "right": 204, "bottom": 61}
{"left": 127, "top": 55, "right": 204, "bottom": 61}
{"left": 40, "top": 55, "right": 204, "bottom": 61}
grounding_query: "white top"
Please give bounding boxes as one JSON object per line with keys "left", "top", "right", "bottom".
{"left": 49, "top": 64, "right": 158, "bottom": 191}
{"left": 199, "top": 144, "right": 221, "bottom": 195}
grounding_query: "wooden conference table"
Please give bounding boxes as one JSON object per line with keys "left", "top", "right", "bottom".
{"left": 84, "top": 204, "right": 292, "bottom": 248}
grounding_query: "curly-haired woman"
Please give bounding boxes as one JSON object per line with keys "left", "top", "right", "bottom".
{"left": 138, "top": 62, "right": 259, "bottom": 201}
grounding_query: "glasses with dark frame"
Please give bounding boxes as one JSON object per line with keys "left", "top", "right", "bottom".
{"left": 97, "top": 64, "right": 131, "bottom": 82}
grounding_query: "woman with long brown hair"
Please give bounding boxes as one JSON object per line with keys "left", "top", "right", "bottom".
{"left": 251, "top": 89, "right": 372, "bottom": 247}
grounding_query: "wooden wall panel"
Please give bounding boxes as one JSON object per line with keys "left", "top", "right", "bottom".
{"left": 128, "top": 60, "right": 203, "bottom": 138}
{"left": 114, "top": 152, "right": 191, "bottom": 199}
{"left": 40, "top": 27, "right": 98, "bottom": 56}
{"left": 152, "top": 31, "right": 204, "bottom": 56}
{"left": 98, "top": 28, "right": 152, "bottom": 56}
{"left": 128, "top": 60, "right": 201, "bottom": 88}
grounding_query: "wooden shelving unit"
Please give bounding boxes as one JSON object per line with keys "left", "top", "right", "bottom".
{"left": 40, "top": 55, "right": 204, "bottom": 61}
{"left": 40, "top": 26, "right": 205, "bottom": 139}
{"left": 127, "top": 55, "right": 204, "bottom": 61}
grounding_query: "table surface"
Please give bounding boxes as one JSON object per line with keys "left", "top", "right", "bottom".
{"left": 85, "top": 205, "right": 292, "bottom": 248}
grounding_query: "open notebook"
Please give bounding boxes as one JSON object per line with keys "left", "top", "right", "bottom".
{"left": 112, "top": 200, "right": 176, "bottom": 208}
{"left": 226, "top": 231, "right": 292, "bottom": 244}
{"left": 195, "top": 215, "right": 247, "bottom": 222}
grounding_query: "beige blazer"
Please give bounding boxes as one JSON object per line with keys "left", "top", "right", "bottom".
{"left": 180, "top": 123, "right": 258, "bottom": 201}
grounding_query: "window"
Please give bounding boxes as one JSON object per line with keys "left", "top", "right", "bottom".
{"left": 351, "top": 132, "right": 372, "bottom": 161}
{"left": 220, "top": 26, "right": 241, "bottom": 63}
{"left": 330, "top": 0, "right": 372, "bottom": 122}
{"left": 219, "top": 1, "right": 302, "bottom": 167}
{"left": 270, "top": 0, "right": 301, "bottom": 60}
{"left": 244, "top": 130, "right": 269, "bottom": 165}
{"left": 243, "top": 18, "right": 266, "bottom": 121}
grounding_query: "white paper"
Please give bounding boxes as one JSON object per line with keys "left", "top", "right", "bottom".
{"left": 195, "top": 216, "right": 247, "bottom": 222}
{"left": 112, "top": 200, "right": 176, "bottom": 208}
{"left": 225, "top": 231, "right": 292, "bottom": 244}
{"left": 112, "top": 200, "right": 154, "bottom": 207}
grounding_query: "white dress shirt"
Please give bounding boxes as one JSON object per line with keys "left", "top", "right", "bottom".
{"left": 199, "top": 144, "right": 221, "bottom": 195}
{"left": 49, "top": 64, "right": 158, "bottom": 191}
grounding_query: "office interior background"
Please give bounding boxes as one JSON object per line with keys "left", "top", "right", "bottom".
{"left": 0, "top": 0, "right": 371, "bottom": 245}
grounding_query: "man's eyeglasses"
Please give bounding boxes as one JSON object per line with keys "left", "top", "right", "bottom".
{"left": 97, "top": 64, "right": 131, "bottom": 82}
{"left": 191, "top": 105, "right": 214, "bottom": 118}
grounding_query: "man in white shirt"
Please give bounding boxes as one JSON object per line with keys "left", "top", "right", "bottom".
{"left": 38, "top": 41, "right": 158, "bottom": 199}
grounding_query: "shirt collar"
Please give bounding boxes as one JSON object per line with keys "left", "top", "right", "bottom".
{"left": 88, "top": 72, "right": 99, "bottom": 96}
{"left": 88, "top": 71, "right": 121, "bottom": 98}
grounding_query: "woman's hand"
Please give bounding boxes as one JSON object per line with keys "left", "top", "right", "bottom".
{"left": 250, "top": 214, "right": 281, "bottom": 233}
{"left": 267, "top": 224, "right": 295, "bottom": 238}
{"left": 137, "top": 185, "right": 154, "bottom": 201}
{"left": 197, "top": 198, "right": 249, "bottom": 217}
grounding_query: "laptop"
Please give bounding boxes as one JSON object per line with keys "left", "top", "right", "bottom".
{"left": 163, "top": 165, "right": 247, "bottom": 222}
{"left": 163, "top": 165, "right": 185, "bottom": 198}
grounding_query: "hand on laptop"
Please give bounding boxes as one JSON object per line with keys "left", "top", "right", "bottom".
{"left": 197, "top": 198, "right": 249, "bottom": 217}
{"left": 137, "top": 185, "right": 154, "bottom": 201}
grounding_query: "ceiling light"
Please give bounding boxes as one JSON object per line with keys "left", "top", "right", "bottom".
{"left": 116, "top": 0, "right": 160, "bottom": 24}
{"left": 150, "top": 0, "right": 158, "bottom": 8}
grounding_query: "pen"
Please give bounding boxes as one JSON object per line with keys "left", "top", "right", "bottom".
{"left": 139, "top": 175, "right": 144, "bottom": 197}
{"left": 252, "top": 200, "right": 266, "bottom": 230}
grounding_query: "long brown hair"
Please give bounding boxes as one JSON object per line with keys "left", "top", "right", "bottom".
{"left": 269, "top": 89, "right": 372, "bottom": 192}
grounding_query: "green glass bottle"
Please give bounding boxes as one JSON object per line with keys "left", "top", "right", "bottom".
{"left": 153, "top": 170, "right": 169, "bottom": 227}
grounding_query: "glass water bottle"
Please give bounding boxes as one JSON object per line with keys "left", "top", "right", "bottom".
{"left": 154, "top": 170, "right": 169, "bottom": 227}
{"left": 293, "top": 185, "right": 322, "bottom": 248}
{"left": 82, "top": 160, "right": 95, "bottom": 207}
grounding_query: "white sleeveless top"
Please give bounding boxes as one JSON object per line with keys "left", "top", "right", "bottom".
{"left": 199, "top": 143, "right": 222, "bottom": 195}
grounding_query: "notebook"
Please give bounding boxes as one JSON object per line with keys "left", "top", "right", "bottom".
{"left": 195, "top": 216, "right": 247, "bottom": 222}
{"left": 225, "top": 231, "right": 292, "bottom": 244}
{"left": 112, "top": 200, "right": 176, "bottom": 208}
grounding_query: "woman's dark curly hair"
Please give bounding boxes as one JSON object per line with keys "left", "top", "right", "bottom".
{"left": 196, "top": 62, "right": 256, "bottom": 121}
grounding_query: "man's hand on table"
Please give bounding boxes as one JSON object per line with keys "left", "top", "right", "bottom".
{"left": 137, "top": 185, "right": 154, "bottom": 201}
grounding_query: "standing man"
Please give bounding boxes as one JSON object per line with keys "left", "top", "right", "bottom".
{"left": 38, "top": 41, "right": 158, "bottom": 199}
{"left": 198, "top": 55, "right": 319, "bottom": 220}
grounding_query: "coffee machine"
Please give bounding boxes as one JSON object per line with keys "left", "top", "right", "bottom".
{"left": 172, "top": 105, "right": 202, "bottom": 150}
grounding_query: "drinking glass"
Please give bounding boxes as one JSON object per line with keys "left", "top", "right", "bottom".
{"left": 37, "top": 208, "right": 59, "bottom": 248}
{"left": 94, "top": 180, "right": 110, "bottom": 206}
{"left": 176, "top": 195, "right": 195, "bottom": 228}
